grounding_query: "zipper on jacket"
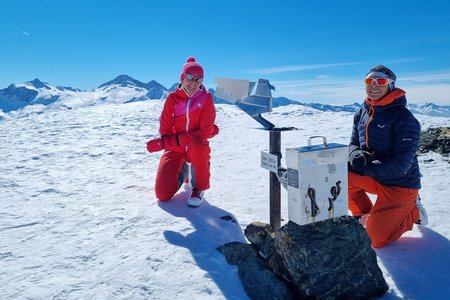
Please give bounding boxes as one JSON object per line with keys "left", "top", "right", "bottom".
{"left": 186, "top": 98, "right": 191, "bottom": 132}
{"left": 185, "top": 98, "right": 191, "bottom": 151}
{"left": 365, "top": 106, "right": 375, "bottom": 149}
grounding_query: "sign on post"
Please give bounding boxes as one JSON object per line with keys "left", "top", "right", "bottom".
{"left": 261, "top": 151, "right": 278, "bottom": 173}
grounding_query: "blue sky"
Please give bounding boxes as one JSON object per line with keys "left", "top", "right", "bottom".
{"left": 1, "top": 0, "right": 450, "bottom": 104}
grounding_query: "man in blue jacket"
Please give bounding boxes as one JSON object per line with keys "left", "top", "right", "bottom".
{"left": 348, "top": 65, "right": 428, "bottom": 248}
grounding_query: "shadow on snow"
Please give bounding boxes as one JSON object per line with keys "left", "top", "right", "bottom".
{"left": 376, "top": 226, "right": 450, "bottom": 300}
{"left": 158, "top": 190, "right": 248, "bottom": 299}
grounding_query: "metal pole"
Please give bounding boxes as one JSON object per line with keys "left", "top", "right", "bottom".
{"left": 269, "top": 131, "right": 281, "bottom": 231}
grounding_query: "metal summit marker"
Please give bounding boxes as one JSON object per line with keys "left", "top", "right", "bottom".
{"left": 215, "top": 78, "right": 296, "bottom": 230}
{"left": 215, "top": 78, "right": 349, "bottom": 230}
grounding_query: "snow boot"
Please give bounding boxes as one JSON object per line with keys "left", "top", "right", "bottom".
{"left": 187, "top": 188, "right": 205, "bottom": 207}
{"left": 415, "top": 195, "right": 428, "bottom": 226}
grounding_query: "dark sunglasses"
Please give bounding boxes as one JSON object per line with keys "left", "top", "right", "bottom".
{"left": 185, "top": 73, "right": 203, "bottom": 82}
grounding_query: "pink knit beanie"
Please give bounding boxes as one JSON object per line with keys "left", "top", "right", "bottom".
{"left": 180, "top": 57, "right": 204, "bottom": 82}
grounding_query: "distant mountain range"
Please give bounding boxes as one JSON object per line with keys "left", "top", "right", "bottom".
{"left": 1, "top": 76, "right": 449, "bottom": 117}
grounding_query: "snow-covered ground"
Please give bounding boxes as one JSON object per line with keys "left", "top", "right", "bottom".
{"left": 0, "top": 101, "right": 449, "bottom": 299}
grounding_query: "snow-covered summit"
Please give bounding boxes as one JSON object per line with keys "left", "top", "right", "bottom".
{"left": 408, "top": 102, "right": 450, "bottom": 117}
{"left": 98, "top": 75, "right": 149, "bottom": 90}
{"left": 1, "top": 78, "right": 449, "bottom": 117}
{"left": 96, "top": 75, "right": 170, "bottom": 103}
{"left": 0, "top": 79, "right": 62, "bottom": 112}
{"left": 0, "top": 76, "right": 172, "bottom": 113}
{"left": 97, "top": 76, "right": 170, "bottom": 99}
{"left": 25, "top": 78, "right": 51, "bottom": 90}
{"left": 146, "top": 80, "right": 168, "bottom": 91}
{"left": 144, "top": 80, "right": 169, "bottom": 100}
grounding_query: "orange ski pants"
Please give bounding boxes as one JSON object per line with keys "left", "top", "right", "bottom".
{"left": 348, "top": 171, "right": 420, "bottom": 248}
{"left": 155, "top": 138, "right": 211, "bottom": 201}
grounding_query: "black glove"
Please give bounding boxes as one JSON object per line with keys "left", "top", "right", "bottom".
{"left": 349, "top": 149, "right": 373, "bottom": 173}
{"left": 348, "top": 161, "right": 363, "bottom": 175}
{"left": 146, "top": 133, "right": 192, "bottom": 153}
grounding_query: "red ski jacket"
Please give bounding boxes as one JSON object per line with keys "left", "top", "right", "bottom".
{"left": 159, "top": 84, "right": 216, "bottom": 152}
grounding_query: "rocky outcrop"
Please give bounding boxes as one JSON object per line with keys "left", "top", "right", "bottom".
{"left": 418, "top": 127, "right": 450, "bottom": 156}
{"left": 217, "top": 241, "right": 295, "bottom": 299}
{"left": 218, "top": 216, "right": 388, "bottom": 300}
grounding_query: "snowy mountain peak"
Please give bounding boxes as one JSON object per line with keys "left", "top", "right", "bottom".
{"left": 146, "top": 80, "right": 166, "bottom": 89}
{"left": 168, "top": 82, "right": 179, "bottom": 92}
{"left": 1, "top": 77, "right": 449, "bottom": 117}
{"left": 25, "top": 78, "right": 51, "bottom": 90}
{"left": 408, "top": 102, "right": 450, "bottom": 117}
{"left": 98, "top": 75, "right": 148, "bottom": 89}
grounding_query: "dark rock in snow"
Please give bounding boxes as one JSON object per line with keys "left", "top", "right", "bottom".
{"left": 217, "top": 242, "right": 295, "bottom": 300}
{"left": 244, "top": 221, "right": 274, "bottom": 249}
{"left": 219, "top": 216, "right": 388, "bottom": 300}
{"left": 418, "top": 127, "right": 450, "bottom": 156}
{"left": 57, "top": 86, "right": 82, "bottom": 92}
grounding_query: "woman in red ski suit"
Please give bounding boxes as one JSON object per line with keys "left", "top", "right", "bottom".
{"left": 147, "top": 57, "right": 218, "bottom": 206}
{"left": 348, "top": 65, "right": 427, "bottom": 248}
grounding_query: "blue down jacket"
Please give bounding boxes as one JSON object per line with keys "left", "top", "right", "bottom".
{"left": 350, "top": 88, "right": 421, "bottom": 189}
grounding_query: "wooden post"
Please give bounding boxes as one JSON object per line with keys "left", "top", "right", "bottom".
{"left": 269, "top": 130, "right": 281, "bottom": 231}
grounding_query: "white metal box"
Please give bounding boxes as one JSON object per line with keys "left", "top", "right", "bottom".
{"left": 286, "top": 136, "right": 348, "bottom": 225}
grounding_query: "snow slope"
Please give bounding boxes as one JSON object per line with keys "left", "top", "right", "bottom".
{"left": 0, "top": 101, "right": 449, "bottom": 299}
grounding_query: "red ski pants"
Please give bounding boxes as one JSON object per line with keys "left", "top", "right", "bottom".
{"left": 155, "top": 138, "right": 211, "bottom": 201}
{"left": 348, "top": 172, "right": 419, "bottom": 248}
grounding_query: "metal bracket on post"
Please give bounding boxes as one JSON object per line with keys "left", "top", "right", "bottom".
{"left": 267, "top": 126, "right": 297, "bottom": 231}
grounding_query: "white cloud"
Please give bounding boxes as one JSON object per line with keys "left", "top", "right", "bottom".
{"left": 249, "top": 62, "right": 365, "bottom": 75}
{"left": 384, "top": 58, "right": 422, "bottom": 64}
{"left": 271, "top": 78, "right": 363, "bottom": 104}
{"left": 208, "top": 67, "right": 450, "bottom": 105}
{"left": 401, "top": 83, "right": 450, "bottom": 105}
{"left": 20, "top": 31, "right": 30, "bottom": 36}
{"left": 271, "top": 70, "right": 450, "bottom": 105}
{"left": 400, "top": 69, "right": 450, "bottom": 83}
